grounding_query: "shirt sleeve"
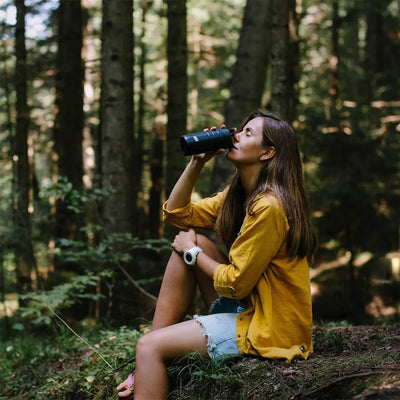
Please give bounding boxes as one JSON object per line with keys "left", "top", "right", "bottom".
{"left": 213, "top": 195, "right": 289, "bottom": 299}
{"left": 162, "top": 190, "right": 226, "bottom": 231}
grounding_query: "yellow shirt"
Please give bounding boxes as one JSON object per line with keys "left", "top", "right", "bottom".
{"left": 163, "top": 191, "right": 313, "bottom": 362}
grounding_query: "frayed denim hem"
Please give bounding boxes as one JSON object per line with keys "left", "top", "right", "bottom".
{"left": 193, "top": 313, "right": 240, "bottom": 359}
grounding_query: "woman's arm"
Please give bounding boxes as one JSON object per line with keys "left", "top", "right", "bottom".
{"left": 166, "top": 157, "right": 206, "bottom": 211}
{"left": 166, "top": 126, "right": 225, "bottom": 211}
{"left": 172, "top": 228, "right": 221, "bottom": 279}
{"left": 214, "top": 196, "right": 288, "bottom": 299}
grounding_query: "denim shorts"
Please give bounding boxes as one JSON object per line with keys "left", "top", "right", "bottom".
{"left": 194, "top": 297, "right": 246, "bottom": 359}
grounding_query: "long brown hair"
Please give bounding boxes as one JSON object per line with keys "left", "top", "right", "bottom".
{"left": 215, "top": 110, "right": 318, "bottom": 262}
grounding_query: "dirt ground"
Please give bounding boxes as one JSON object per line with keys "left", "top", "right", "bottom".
{"left": 168, "top": 325, "right": 400, "bottom": 400}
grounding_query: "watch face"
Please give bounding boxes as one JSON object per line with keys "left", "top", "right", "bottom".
{"left": 184, "top": 247, "right": 202, "bottom": 265}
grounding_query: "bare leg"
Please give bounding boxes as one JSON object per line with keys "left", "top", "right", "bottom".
{"left": 116, "top": 320, "right": 208, "bottom": 399}
{"left": 151, "top": 250, "right": 196, "bottom": 330}
{"left": 117, "top": 233, "right": 227, "bottom": 397}
{"left": 193, "top": 234, "right": 229, "bottom": 309}
{"left": 152, "top": 234, "right": 228, "bottom": 331}
{"left": 134, "top": 320, "right": 208, "bottom": 400}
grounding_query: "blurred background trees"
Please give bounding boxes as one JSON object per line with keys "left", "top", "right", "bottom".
{"left": 0, "top": 0, "right": 398, "bottom": 328}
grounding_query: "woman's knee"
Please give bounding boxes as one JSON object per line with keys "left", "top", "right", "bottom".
{"left": 136, "top": 333, "right": 159, "bottom": 362}
{"left": 135, "top": 330, "right": 177, "bottom": 364}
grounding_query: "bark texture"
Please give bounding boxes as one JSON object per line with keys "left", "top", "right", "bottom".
{"left": 165, "top": 0, "right": 187, "bottom": 198}
{"left": 54, "top": 0, "right": 84, "bottom": 241}
{"left": 211, "top": 0, "right": 273, "bottom": 193}
{"left": 14, "top": 0, "right": 36, "bottom": 300}
{"left": 270, "top": 0, "right": 298, "bottom": 121}
{"left": 101, "top": 0, "right": 135, "bottom": 234}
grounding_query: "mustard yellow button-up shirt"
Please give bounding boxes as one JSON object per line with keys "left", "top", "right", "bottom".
{"left": 163, "top": 190, "right": 313, "bottom": 362}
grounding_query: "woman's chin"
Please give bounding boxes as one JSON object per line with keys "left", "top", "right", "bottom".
{"left": 226, "top": 152, "right": 239, "bottom": 166}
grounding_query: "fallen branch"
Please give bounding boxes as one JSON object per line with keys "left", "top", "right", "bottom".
{"left": 117, "top": 262, "right": 158, "bottom": 303}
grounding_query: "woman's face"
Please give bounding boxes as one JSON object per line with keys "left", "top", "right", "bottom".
{"left": 226, "top": 117, "right": 268, "bottom": 165}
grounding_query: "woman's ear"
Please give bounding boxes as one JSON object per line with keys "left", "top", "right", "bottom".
{"left": 260, "top": 146, "right": 275, "bottom": 161}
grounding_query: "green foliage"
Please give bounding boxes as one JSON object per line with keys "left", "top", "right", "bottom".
{"left": 41, "top": 175, "right": 104, "bottom": 215}
{"left": 54, "top": 233, "right": 171, "bottom": 273}
{"left": 12, "top": 231, "right": 170, "bottom": 328}
{"left": 15, "top": 274, "right": 101, "bottom": 329}
{"left": 0, "top": 323, "right": 140, "bottom": 400}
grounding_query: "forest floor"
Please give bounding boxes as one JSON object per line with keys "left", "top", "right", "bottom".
{"left": 1, "top": 321, "right": 399, "bottom": 399}
{"left": 1, "top": 249, "right": 399, "bottom": 399}
{"left": 166, "top": 325, "right": 400, "bottom": 400}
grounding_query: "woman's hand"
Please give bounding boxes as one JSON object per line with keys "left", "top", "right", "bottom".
{"left": 165, "top": 123, "right": 228, "bottom": 212}
{"left": 191, "top": 125, "right": 227, "bottom": 164}
{"left": 171, "top": 229, "right": 197, "bottom": 254}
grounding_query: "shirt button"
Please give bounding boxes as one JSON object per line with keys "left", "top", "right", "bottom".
{"left": 238, "top": 334, "right": 241, "bottom": 338}
{"left": 239, "top": 318, "right": 243, "bottom": 321}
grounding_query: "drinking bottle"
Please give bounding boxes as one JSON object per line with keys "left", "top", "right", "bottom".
{"left": 180, "top": 128, "right": 235, "bottom": 156}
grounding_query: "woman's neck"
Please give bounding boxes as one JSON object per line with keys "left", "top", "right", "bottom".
{"left": 237, "top": 164, "right": 263, "bottom": 197}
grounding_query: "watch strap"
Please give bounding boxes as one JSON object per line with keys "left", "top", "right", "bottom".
{"left": 183, "top": 246, "right": 203, "bottom": 266}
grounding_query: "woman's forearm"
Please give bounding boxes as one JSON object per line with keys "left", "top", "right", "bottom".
{"left": 165, "top": 157, "right": 205, "bottom": 211}
{"left": 195, "top": 251, "right": 220, "bottom": 280}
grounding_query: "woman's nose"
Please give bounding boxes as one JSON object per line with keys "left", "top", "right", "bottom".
{"left": 233, "top": 130, "right": 240, "bottom": 142}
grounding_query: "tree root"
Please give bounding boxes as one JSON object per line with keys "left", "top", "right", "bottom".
{"left": 294, "top": 369, "right": 400, "bottom": 399}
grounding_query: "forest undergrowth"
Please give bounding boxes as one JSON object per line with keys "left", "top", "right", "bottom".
{"left": 1, "top": 317, "right": 399, "bottom": 400}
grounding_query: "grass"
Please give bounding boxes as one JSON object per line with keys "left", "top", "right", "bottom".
{"left": 1, "top": 318, "right": 399, "bottom": 400}
{"left": 168, "top": 352, "right": 243, "bottom": 399}
{"left": 0, "top": 320, "right": 141, "bottom": 400}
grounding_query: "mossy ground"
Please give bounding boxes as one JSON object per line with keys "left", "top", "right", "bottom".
{"left": 167, "top": 325, "right": 400, "bottom": 400}
{"left": 1, "top": 325, "right": 399, "bottom": 399}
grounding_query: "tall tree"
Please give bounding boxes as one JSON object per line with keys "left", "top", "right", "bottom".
{"left": 54, "top": 0, "right": 84, "bottom": 241}
{"left": 164, "top": 0, "right": 187, "bottom": 238}
{"left": 165, "top": 0, "right": 187, "bottom": 198}
{"left": 149, "top": 115, "right": 165, "bottom": 239}
{"left": 100, "top": 0, "right": 135, "bottom": 235}
{"left": 270, "top": 0, "right": 299, "bottom": 121}
{"left": 343, "top": 6, "right": 361, "bottom": 134}
{"left": 210, "top": 0, "right": 273, "bottom": 193}
{"left": 328, "top": 0, "right": 339, "bottom": 112}
{"left": 14, "top": 0, "right": 36, "bottom": 301}
{"left": 364, "top": 0, "right": 396, "bottom": 102}
{"left": 134, "top": 0, "right": 148, "bottom": 237}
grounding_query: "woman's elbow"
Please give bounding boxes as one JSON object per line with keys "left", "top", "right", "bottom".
{"left": 215, "top": 283, "right": 251, "bottom": 300}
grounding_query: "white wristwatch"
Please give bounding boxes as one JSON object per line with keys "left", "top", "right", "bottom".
{"left": 183, "top": 246, "right": 203, "bottom": 266}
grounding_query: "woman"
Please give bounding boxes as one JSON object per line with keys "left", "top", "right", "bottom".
{"left": 117, "top": 109, "right": 317, "bottom": 399}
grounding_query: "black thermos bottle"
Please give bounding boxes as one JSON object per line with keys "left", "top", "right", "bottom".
{"left": 180, "top": 128, "right": 235, "bottom": 156}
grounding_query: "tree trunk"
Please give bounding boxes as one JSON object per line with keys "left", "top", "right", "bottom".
{"left": 55, "top": 0, "right": 84, "bottom": 188}
{"left": 270, "top": 0, "right": 298, "bottom": 121}
{"left": 345, "top": 8, "right": 361, "bottom": 134}
{"left": 331, "top": 0, "right": 339, "bottom": 106}
{"left": 210, "top": 0, "right": 273, "bottom": 193}
{"left": 365, "top": 1, "right": 383, "bottom": 77}
{"left": 364, "top": 0, "right": 392, "bottom": 99}
{"left": 149, "top": 119, "right": 165, "bottom": 238}
{"left": 101, "top": 0, "right": 135, "bottom": 235}
{"left": 14, "top": 0, "right": 36, "bottom": 302}
{"left": 54, "top": 0, "right": 84, "bottom": 242}
{"left": 164, "top": 0, "right": 187, "bottom": 238}
{"left": 135, "top": 0, "right": 148, "bottom": 237}
{"left": 165, "top": 0, "right": 187, "bottom": 197}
